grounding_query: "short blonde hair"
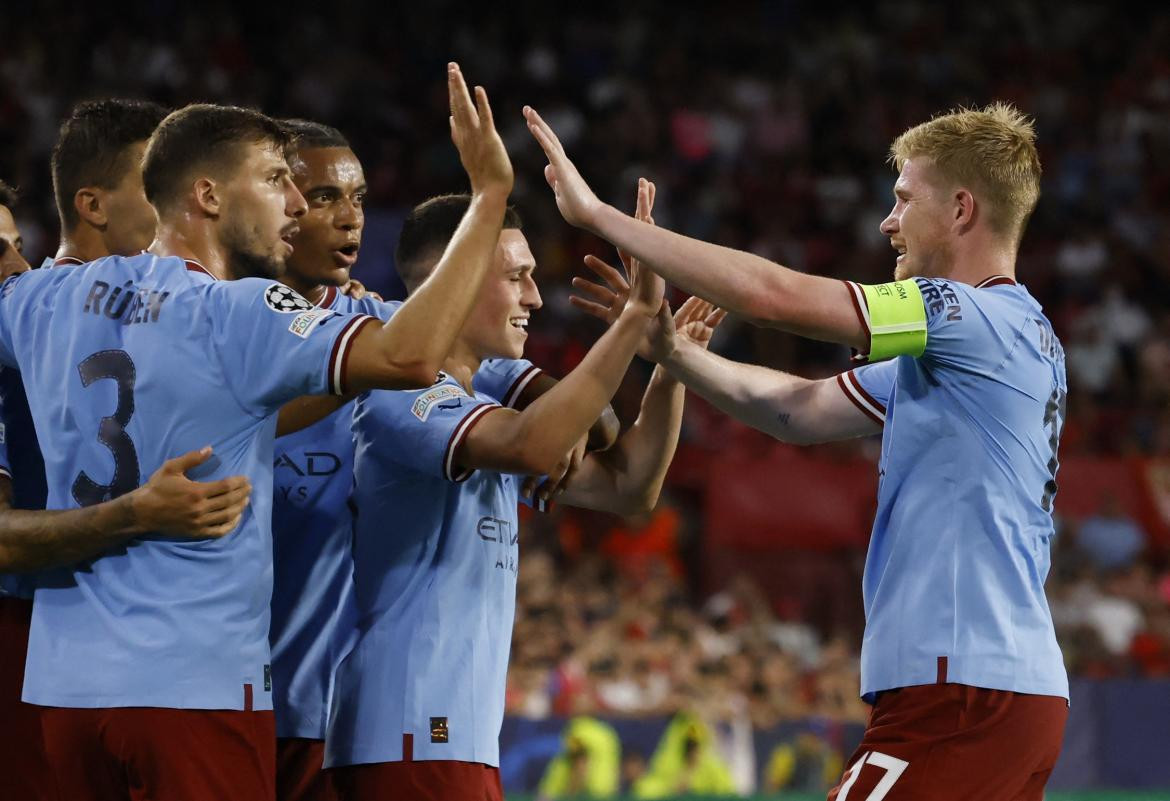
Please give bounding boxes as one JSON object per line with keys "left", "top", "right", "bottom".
{"left": 890, "top": 102, "right": 1041, "bottom": 244}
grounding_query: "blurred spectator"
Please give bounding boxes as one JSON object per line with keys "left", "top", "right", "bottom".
{"left": 1075, "top": 494, "right": 1146, "bottom": 571}
{"left": 538, "top": 717, "right": 621, "bottom": 800}
{"left": 630, "top": 711, "right": 735, "bottom": 799}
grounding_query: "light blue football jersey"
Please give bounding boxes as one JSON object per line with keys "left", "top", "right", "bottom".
{"left": 325, "top": 371, "right": 544, "bottom": 769}
{"left": 840, "top": 275, "right": 1069, "bottom": 701}
{"left": 0, "top": 253, "right": 377, "bottom": 710}
{"left": 269, "top": 285, "right": 541, "bottom": 740}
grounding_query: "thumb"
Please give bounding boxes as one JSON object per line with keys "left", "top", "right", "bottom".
{"left": 544, "top": 164, "right": 557, "bottom": 191}
{"left": 163, "top": 446, "right": 213, "bottom": 475}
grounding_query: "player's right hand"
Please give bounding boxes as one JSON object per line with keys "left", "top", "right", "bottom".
{"left": 524, "top": 105, "right": 604, "bottom": 232}
{"left": 131, "top": 447, "right": 252, "bottom": 539}
{"left": 448, "top": 63, "right": 513, "bottom": 198}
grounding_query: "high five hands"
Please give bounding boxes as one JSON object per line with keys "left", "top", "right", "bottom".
{"left": 569, "top": 178, "right": 725, "bottom": 362}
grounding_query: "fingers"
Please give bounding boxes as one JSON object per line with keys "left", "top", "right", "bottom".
{"left": 706, "top": 308, "right": 728, "bottom": 328}
{"left": 646, "top": 180, "right": 656, "bottom": 213}
{"left": 523, "top": 106, "right": 564, "bottom": 157}
{"left": 161, "top": 446, "right": 213, "bottom": 474}
{"left": 474, "top": 85, "right": 494, "bottom": 131}
{"left": 636, "top": 178, "right": 651, "bottom": 221}
{"left": 201, "top": 482, "right": 252, "bottom": 515}
{"left": 673, "top": 295, "right": 710, "bottom": 325}
{"left": 581, "top": 254, "right": 630, "bottom": 290}
{"left": 521, "top": 475, "right": 540, "bottom": 499}
{"left": 448, "top": 63, "right": 478, "bottom": 132}
{"left": 195, "top": 475, "right": 250, "bottom": 500}
{"left": 569, "top": 296, "right": 618, "bottom": 321}
{"left": 571, "top": 276, "right": 621, "bottom": 306}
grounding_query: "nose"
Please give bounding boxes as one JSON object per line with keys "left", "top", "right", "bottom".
{"left": 523, "top": 276, "right": 543, "bottom": 311}
{"left": 0, "top": 243, "right": 28, "bottom": 280}
{"left": 336, "top": 197, "right": 363, "bottom": 232}
{"left": 879, "top": 207, "right": 898, "bottom": 237}
{"left": 285, "top": 178, "right": 307, "bottom": 219}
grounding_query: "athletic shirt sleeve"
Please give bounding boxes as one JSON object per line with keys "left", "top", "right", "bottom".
{"left": 207, "top": 278, "right": 378, "bottom": 417}
{"left": 837, "top": 359, "right": 897, "bottom": 426}
{"left": 473, "top": 359, "right": 543, "bottom": 407}
{"left": 354, "top": 373, "right": 502, "bottom": 482}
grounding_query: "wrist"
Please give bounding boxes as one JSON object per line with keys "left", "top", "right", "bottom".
{"left": 118, "top": 489, "right": 150, "bottom": 535}
{"left": 470, "top": 184, "right": 512, "bottom": 207}
{"left": 589, "top": 201, "right": 621, "bottom": 237}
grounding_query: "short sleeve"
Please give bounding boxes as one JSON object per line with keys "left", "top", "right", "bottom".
{"left": 208, "top": 278, "right": 378, "bottom": 417}
{"left": 473, "top": 359, "right": 542, "bottom": 407}
{"left": 354, "top": 373, "right": 502, "bottom": 482}
{"left": 352, "top": 296, "right": 402, "bottom": 323}
{"left": 836, "top": 360, "right": 897, "bottom": 426}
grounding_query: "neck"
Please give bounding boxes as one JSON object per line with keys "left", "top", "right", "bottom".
{"left": 442, "top": 338, "right": 482, "bottom": 393}
{"left": 55, "top": 228, "right": 111, "bottom": 264}
{"left": 281, "top": 271, "right": 328, "bottom": 305}
{"left": 943, "top": 238, "right": 1017, "bottom": 287}
{"left": 149, "top": 217, "right": 230, "bottom": 280}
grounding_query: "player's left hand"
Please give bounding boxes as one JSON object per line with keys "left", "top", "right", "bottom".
{"left": 570, "top": 178, "right": 668, "bottom": 355}
{"left": 130, "top": 447, "right": 252, "bottom": 539}
{"left": 524, "top": 105, "right": 605, "bottom": 233}
{"left": 340, "top": 279, "right": 382, "bottom": 302}
{"left": 521, "top": 435, "right": 587, "bottom": 503}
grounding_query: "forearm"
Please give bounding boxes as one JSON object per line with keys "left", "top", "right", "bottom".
{"left": 372, "top": 190, "right": 509, "bottom": 384}
{"left": 572, "top": 366, "right": 684, "bottom": 515}
{"left": 661, "top": 340, "right": 818, "bottom": 443}
{"left": 590, "top": 204, "right": 865, "bottom": 347}
{"left": 0, "top": 489, "right": 146, "bottom": 572}
{"left": 510, "top": 311, "right": 646, "bottom": 472}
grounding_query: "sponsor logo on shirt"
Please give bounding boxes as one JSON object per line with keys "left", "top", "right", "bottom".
{"left": 478, "top": 516, "right": 518, "bottom": 574}
{"left": 410, "top": 384, "right": 467, "bottom": 422}
{"left": 288, "top": 307, "right": 333, "bottom": 338}
{"left": 917, "top": 278, "right": 963, "bottom": 322}
{"left": 264, "top": 283, "right": 314, "bottom": 313}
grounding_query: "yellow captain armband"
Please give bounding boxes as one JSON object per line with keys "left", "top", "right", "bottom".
{"left": 860, "top": 280, "right": 927, "bottom": 360}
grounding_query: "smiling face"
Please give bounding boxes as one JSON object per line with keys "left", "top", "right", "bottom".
{"left": 879, "top": 157, "right": 957, "bottom": 281}
{"left": 462, "top": 229, "right": 543, "bottom": 361}
{"left": 218, "top": 141, "right": 307, "bottom": 280}
{"left": 284, "top": 146, "right": 366, "bottom": 292}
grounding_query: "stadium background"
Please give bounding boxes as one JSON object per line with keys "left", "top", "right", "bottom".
{"left": 1, "top": 1, "right": 1168, "bottom": 798}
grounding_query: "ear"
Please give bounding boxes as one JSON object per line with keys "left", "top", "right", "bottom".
{"left": 73, "top": 188, "right": 108, "bottom": 228}
{"left": 192, "top": 177, "right": 220, "bottom": 217}
{"left": 953, "top": 188, "right": 976, "bottom": 232}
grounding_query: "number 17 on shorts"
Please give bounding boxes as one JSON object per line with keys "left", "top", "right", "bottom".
{"left": 830, "top": 751, "right": 909, "bottom": 801}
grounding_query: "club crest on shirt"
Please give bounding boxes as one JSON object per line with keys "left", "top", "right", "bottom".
{"left": 264, "top": 283, "right": 314, "bottom": 313}
{"left": 410, "top": 383, "right": 467, "bottom": 422}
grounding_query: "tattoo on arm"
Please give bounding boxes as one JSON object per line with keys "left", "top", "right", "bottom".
{"left": 776, "top": 412, "right": 791, "bottom": 426}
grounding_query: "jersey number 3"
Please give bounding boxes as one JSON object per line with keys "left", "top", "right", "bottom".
{"left": 72, "top": 350, "right": 141, "bottom": 507}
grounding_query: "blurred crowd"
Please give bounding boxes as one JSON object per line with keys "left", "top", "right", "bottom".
{"left": 1, "top": 3, "right": 1168, "bottom": 793}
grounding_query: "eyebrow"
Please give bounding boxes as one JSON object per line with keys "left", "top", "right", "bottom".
{"left": 305, "top": 183, "right": 368, "bottom": 196}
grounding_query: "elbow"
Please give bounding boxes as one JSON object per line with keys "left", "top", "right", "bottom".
{"left": 384, "top": 359, "right": 439, "bottom": 390}
{"left": 611, "top": 485, "right": 661, "bottom": 519}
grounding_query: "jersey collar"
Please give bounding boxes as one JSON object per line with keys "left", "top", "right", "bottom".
{"left": 316, "top": 285, "right": 339, "bottom": 309}
{"left": 52, "top": 255, "right": 86, "bottom": 267}
{"left": 183, "top": 259, "right": 216, "bottom": 279}
{"left": 975, "top": 275, "right": 1017, "bottom": 289}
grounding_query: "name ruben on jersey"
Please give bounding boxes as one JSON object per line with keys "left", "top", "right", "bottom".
{"left": 83, "top": 279, "right": 170, "bottom": 325}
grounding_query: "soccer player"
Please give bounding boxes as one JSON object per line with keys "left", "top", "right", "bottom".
{"left": 0, "top": 64, "right": 513, "bottom": 801}
{"left": 49, "top": 99, "right": 170, "bottom": 268}
{"left": 269, "top": 119, "right": 618, "bottom": 801}
{"left": 0, "top": 174, "right": 255, "bottom": 801}
{"left": 529, "top": 104, "right": 1069, "bottom": 799}
{"left": 324, "top": 182, "right": 704, "bottom": 801}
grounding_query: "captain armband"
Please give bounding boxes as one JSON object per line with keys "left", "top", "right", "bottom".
{"left": 859, "top": 280, "right": 928, "bottom": 361}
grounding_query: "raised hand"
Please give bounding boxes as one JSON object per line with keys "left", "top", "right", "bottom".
{"left": 570, "top": 178, "right": 666, "bottom": 356}
{"left": 663, "top": 296, "right": 727, "bottom": 358}
{"left": 449, "top": 63, "right": 513, "bottom": 197}
{"left": 523, "top": 105, "right": 604, "bottom": 232}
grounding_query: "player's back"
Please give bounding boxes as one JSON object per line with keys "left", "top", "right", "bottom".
{"left": 861, "top": 276, "right": 1068, "bottom": 701}
{"left": 0, "top": 252, "right": 369, "bottom": 710}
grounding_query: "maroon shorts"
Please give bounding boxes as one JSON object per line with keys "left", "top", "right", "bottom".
{"left": 331, "top": 757, "right": 503, "bottom": 801}
{"left": 0, "top": 596, "right": 55, "bottom": 801}
{"left": 40, "top": 705, "right": 276, "bottom": 801}
{"left": 828, "top": 683, "right": 1068, "bottom": 801}
{"left": 278, "top": 737, "right": 339, "bottom": 801}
